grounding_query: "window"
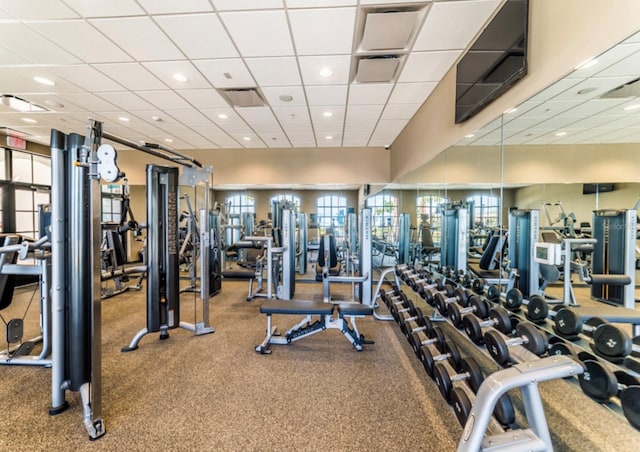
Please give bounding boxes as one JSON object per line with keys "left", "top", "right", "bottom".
{"left": 316, "top": 195, "right": 347, "bottom": 237}
{"left": 102, "top": 184, "right": 123, "bottom": 223}
{"left": 367, "top": 193, "right": 399, "bottom": 242}
{"left": 467, "top": 194, "right": 500, "bottom": 229}
{"left": 0, "top": 149, "right": 6, "bottom": 180}
{"left": 15, "top": 188, "right": 50, "bottom": 240}
{"left": 417, "top": 194, "right": 448, "bottom": 245}
{"left": 225, "top": 194, "right": 255, "bottom": 216}
{"left": 270, "top": 194, "right": 301, "bottom": 213}
{"left": 12, "top": 150, "right": 33, "bottom": 183}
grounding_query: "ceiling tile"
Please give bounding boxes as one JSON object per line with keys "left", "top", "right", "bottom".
{"left": 166, "top": 109, "right": 216, "bottom": 125}
{"left": 595, "top": 50, "right": 640, "bottom": 77}
{"left": 570, "top": 42, "right": 640, "bottom": 78}
{"left": 50, "top": 92, "right": 117, "bottom": 111}
{"left": 261, "top": 86, "right": 307, "bottom": 107}
{"left": 388, "top": 82, "right": 437, "bottom": 104}
{"left": 142, "top": 61, "right": 212, "bottom": 89}
{"left": 298, "top": 55, "right": 351, "bottom": 85}
{"left": 47, "top": 65, "right": 125, "bottom": 91}
{"left": 62, "top": 0, "right": 145, "bottom": 17}
{"left": 0, "top": 22, "right": 81, "bottom": 64}
{"left": 0, "top": 0, "right": 78, "bottom": 19}
{"left": 346, "top": 104, "right": 384, "bottom": 121}
{"left": 398, "top": 50, "right": 460, "bottom": 82}
{"left": 528, "top": 78, "right": 584, "bottom": 102}
{"left": 414, "top": 1, "right": 500, "bottom": 51}
{"left": 259, "top": 131, "right": 291, "bottom": 148}
{"left": 287, "top": 134, "right": 316, "bottom": 148}
{"left": 0, "top": 46, "right": 31, "bottom": 65}
{"left": 235, "top": 106, "right": 280, "bottom": 129}
{"left": 281, "top": 121, "right": 314, "bottom": 135}
{"left": 201, "top": 107, "right": 244, "bottom": 124}
{"left": 153, "top": 14, "right": 238, "bottom": 59}
{"left": 94, "top": 63, "right": 167, "bottom": 91}
{"left": 230, "top": 133, "right": 266, "bottom": 148}
{"left": 26, "top": 20, "right": 132, "bottom": 63}
{"left": 194, "top": 59, "right": 256, "bottom": 88}
{"left": 177, "top": 89, "right": 230, "bottom": 109}
{"left": 316, "top": 134, "right": 342, "bottom": 147}
{"left": 348, "top": 83, "right": 393, "bottom": 105}
{"left": 305, "top": 85, "right": 348, "bottom": 106}
{"left": 219, "top": 11, "right": 294, "bottom": 57}
{"left": 380, "top": 103, "right": 421, "bottom": 120}
{"left": 0, "top": 67, "right": 82, "bottom": 93}
{"left": 137, "top": 90, "right": 192, "bottom": 109}
{"left": 288, "top": 8, "right": 356, "bottom": 55}
{"left": 309, "top": 105, "right": 345, "bottom": 123}
{"left": 523, "top": 100, "right": 584, "bottom": 118}
{"left": 212, "top": 0, "right": 283, "bottom": 10}
{"left": 138, "top": 0, "right": 212, "bottom": 14}
{"left": 554, "top": 98, "right": 628, "bottom": 119}
{"left": 552, "top": 76, "right": 639, "bottom": 102}
{"left": 360, "top": 0, "right": 423, "bottom": 4}
{"left": 180, "top": 135, "right": 217, "bottom": 149}
{"left": 208, "top": 135, "right": 242, "bottom": 148}
{"left": 285, "top": 0, "right": 356, "bottom": 7}
{"left": 245, "top": 57, "right": 301, "bottom": 87}
{"left": 273, "top": 106, "right": 312, "bottom": 127}
{"left": 90, "top": 17, "right": 184, "bottom": 61}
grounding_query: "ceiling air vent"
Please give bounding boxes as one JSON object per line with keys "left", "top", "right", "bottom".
{"left": 360, "top": 10, "right": 420, "bottom": 51}
{"left": 355, "top": 56, "right": 400, "bottom": 83}
{"left": 219, "top": 88, "right": 267, "bottom": 107}
{"left": 600, "top": 77, "right": 640, "bottom": 99}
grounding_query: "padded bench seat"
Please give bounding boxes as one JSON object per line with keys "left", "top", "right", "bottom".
{"left": 259, "top": 299, "right": 334, "bottom": 316}
{"left": 337, "top": 303, "right": 373, "bottom": 317}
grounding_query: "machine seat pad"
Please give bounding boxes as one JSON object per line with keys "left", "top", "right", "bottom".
{"left": 222, "top": 270, "right": 255, "bottom": 280}
{"left": 260, "top": 300, "right": 334, "bottom": 316}
{"left": 338, "top": 303, "right": 373, "bottom": 317}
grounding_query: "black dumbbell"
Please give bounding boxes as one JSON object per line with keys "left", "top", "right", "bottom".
{"left": 394, "top": 264, "right": 414, "bottom": 279}
{"left": 398, "top": 307, "right": 430, "bottom": 336}
{"left": 423, "top": 285, "right": 455, "bottom": 307}
{"left": 419, "top": 340, "right": 462, "bottom": 378}
{"left": 471, "top": 278, "right": 486, "bottom": 294}
{"left": 450, "top": 386, "right": 517, "bottom": 429}
{"left": 553, "top": 309, "right": 609, "bottom": 340}
{"left": 433, "top": 356, "right": 484, "bottom": 403}
{"left": 484, "top": 323, "right": 549, "bottom": 365}
{"left": 389, "top": 297, "right": 416, "bottom": 321}
{"left": 448, "top": 295, "right": 490, "bottom": 329}
{"left": 503, "top": 289, "right": 549, "bottom": 324}
{"left": 415, "top": 277, "right": 446, "bottom": 298}
{"left": 410, "top": 324, "right": 445, "bottom": 356}
{"left": 592, "top": 323, "right": 640, "bottom": 360}
{"left": 462, "top": 306, "right": 512, "bottom": 344}
{"left": 486, "top": 284, "right": 501, "bottom": 302}
{"left": 434, "top": 287, "right": 470, "bottom": 316}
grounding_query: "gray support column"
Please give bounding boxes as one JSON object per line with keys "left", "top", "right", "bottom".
{"left": 359, "top": 208, "right": 372, "bottom": 305}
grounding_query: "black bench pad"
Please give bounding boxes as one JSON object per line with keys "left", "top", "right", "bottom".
{"left": 260, "top": 300, "right": 334, "bottom": 316}
{"left": 338, "top": 303, "right": 373, "bottom": 316}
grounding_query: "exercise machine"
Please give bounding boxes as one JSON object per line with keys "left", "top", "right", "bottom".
{"left": 508, "top": 209, "right": 540, "bottom": 298}
{"left": 441, "top": 204, "right": 468, "bottom": 272}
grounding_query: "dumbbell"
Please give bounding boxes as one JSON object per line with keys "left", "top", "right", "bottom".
{"left": 409, "top": 324, "right": 445, "bottom": 356}
{"left": 486, "top": 284, "right": 501, "bottom": 302}
{"left": 389, "top": 297, "right": 416, "bottom": 322}
{"left": 553, "top": 308, "right": 609, "bottom": 340}
{"left": 383, "top": 290, "right": 408, "bottom": 309}
{"left": 484, "top": 323, "right": 549, "bottom": 365}
{"left": 414, "top": 277, "right": 446, "bottom": 298}
{"left": 592, "top": 323, "right": 640, "bottom": 360}
{"left": 419, "top": 340, "right": 462, "bottom": 378}
{"left": 433, "top": 356, "right": 484, "bottom": 403}
{"left": 462, "top": 306, "right": 512, "bottom": 344}
{"left": 398, "top": 306, "right": 430, "bottom": 337}
{"left": 434, "top": 287, "right": 470, "bottom": 316}
{"left": 450, "top": 386, "right": 517, "bottom": 430}
{"left": 470, "top": 278, "right": 486, "bottom": 294}
{"left": 503, "top": 289, "right": 550, "bottom": 324}
{"left": 422, "top": 284, "right": 455, "bottom": 307}
{"left": 448, "top": 295, "right": 490, "bottom": 329}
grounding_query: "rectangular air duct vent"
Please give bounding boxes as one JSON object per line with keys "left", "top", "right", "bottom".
{"left": 360, "top": 10, "right": 420, "bottom": 51}
{"left": 355, "top": 56, "right": 400, "bottom": 83}
{"left": 600, "top": 77, "right": 640, "bottom": 99}
{"left": 219, "top": 88, "right": 267, "bottom": 107}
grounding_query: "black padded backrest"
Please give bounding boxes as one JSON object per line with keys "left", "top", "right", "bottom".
{"left": 479, "top": 234, "right": 500, "bottom": 270}
{"left": 317, "top": 234, "right": 337, "bottom": 269}
{"left": 106, "top": 230, "right": 127, "bottom": 267}
{"left": 421, "top": 226, "right": 435, "bottom": 248}
{"left": 0, "top": 234, "right": 21, "bottom": 310}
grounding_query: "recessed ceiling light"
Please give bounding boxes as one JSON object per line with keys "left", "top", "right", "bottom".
{"left": 322, "top": 111, "right": 333, "bottom": 118}
{"left": 151, "top": 115, "right": 162, "bottom": 122}
{"left": 318, "top": 67, "right": 333, "bottom": 78}
{"left": 22, "top": 117, "right": 37, "bottom": 123}
{"left": 577, "top": 87, "right": 597, "bottom": 95}
{"left": 465, "top": 133, "right": 475, "bottom": 138}
{"left": 325, "top": 135, "right": 334, "bottom": 140}
{"left": 242, "top": 136, "right": 251, "bottom": 141}
{"left": 33, "top": 76, "right": 55, "bottom": 86}
{"left": 164, "top": 138, "right": 173, "bottom": 143}
{"left": 172, "top": 72, "right": 188, "bottom": 82}
{"left": 218, "top": 113, "right": 228, "bottom": 119}
{"left": 555, "top": 131, "right": 567, "bottom": 137}
{"left": 118, "top": 116, "right": 130, "bottom": 122}
{"left": 504, "top": 107, "right": 518, "bottom": 114}
{"left": 278, "top": 94, "right": 293, "bottom": 102}
{"left": 575, "top": 58, "right": 598, "bottom": 70}
{"left": 623, "top": 104, "right": 640, "bottom": 111}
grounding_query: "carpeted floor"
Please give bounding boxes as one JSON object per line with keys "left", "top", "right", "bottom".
{"left": 0, "top": 278, "right": 638, "bottom": 451}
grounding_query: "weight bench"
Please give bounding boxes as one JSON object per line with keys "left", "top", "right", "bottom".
{"left": 255, "top": 299, "right": 373, "bottom": 354}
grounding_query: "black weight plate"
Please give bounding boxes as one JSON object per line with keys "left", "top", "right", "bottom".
{"left": 451, "top": 387, "right": 472, "bottom": 427}
{"left": 423, "top": 289, "right": 435, "bottom": 306}
{"left": 460, "top": 356, "right": 484, "bottom": 393}
{"left": 409, "top": 331, "right": 422, "bottom": 354}
{"left": 454, "top": 287, "right": 468, "bottom": 307}
{"left": 462, "top": 315, "right": 484, "bottom": 344}
{"left": 485, "top": 330, "right": 510, "bottom": 365}
{"left": 584, "top": 317, "right": 609, "bottom": 338}
{"left": 420, "top": 346, "right": 436, "bottom": 377}
{"left": 471, "top": 278, "right": 486, "bottom": 294}
{"left": 620, "top": 386, "right": 640, "bottom": 430}
{"left": 594, "top": 324, "right": 633, "bottom": 358}
{"left": 431, "top": 327, "right": 445, "bottom": 349}
{"left": 487, "top": 284, "right": 500, "bottom": 302}
{"left": 549, "top": 342, "right": 575, "bottom": 357}
{"left": 517, "top": 322, "right": 548, "bottom": 356}
{"left": 461, "top": 273, "right": 472, "bottom": 288}
{"left": 578, "top": 360, "right": 618, "bottom": 402}
{"left": 615, "top": 371, "right": 640, "bottom": 388}
{"left": 443, "top": 284, "right": 454, "bottom": 298}
{"left": 469, "top": 295, "right": 489, "bottom": 319}
{"left": 445, "top": 340, "right": 462, "bottom": 371}
{"left": 508, "top": 315, "right": 520, "bottom": 336}
{"left": 554, "top": 308, "right": 582, "bottom": 336}
{"left": 494, "top": 394, "right": 516, "bottom": 427}
{"left": 449, "top": 303, "right": 464, "bottom": 329}
{"left": 417, "top": 309, "right": 433, "bottom": 335}
{"left": 490, "top": 307, "right": 512, "bottom": 334}
{"left": 435, "top": 278, "right": 444, "bottom": 291}
{"left": 435, "top": 292, "right": 448, "bottom": 316}
{"left": 504, "top": 288, "right": 523, "bottom": 311}
{"left": 433, "top": 362, "right": 453, "bottom": 402}
{"left": 526, "top": 295, "right": 549, "bottom": 323}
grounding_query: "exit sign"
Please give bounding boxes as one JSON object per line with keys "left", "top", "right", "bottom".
{"left": 6, "top": 135, "right": 26, "bottom": 150}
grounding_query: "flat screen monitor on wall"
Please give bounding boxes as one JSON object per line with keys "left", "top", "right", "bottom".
{"left": 455, "top": 0, "right": 529, "bottom": 124}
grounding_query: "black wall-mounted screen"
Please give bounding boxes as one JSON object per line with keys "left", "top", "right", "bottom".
{"left": 455, "top": 0, "right": 529, "bottom": 124}
{"left": 583, "top": 183, "right": 615, "bottom": 195}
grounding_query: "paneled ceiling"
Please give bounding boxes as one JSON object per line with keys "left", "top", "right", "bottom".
{"left": 0, "top": 0, "right": 505, "bottom": 150}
